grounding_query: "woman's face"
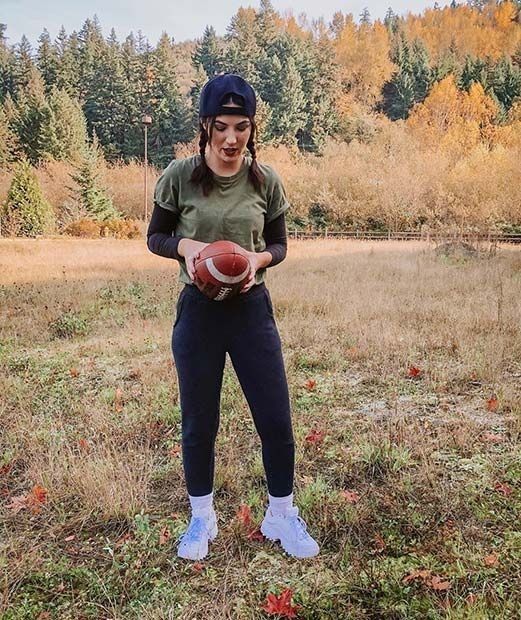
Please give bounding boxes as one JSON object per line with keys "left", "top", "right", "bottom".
{"left": 205, "top": 107, "right": 252, "bottom": 164}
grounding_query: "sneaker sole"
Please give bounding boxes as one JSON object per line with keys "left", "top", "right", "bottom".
{"left": 260, "top": 521, "right": 319, "bottom": 559}
{"left": 177, "top": 519, "right": 218, "bottom": 561}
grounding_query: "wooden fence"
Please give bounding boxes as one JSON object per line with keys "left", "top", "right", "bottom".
{"left": 288, "top": 230, "right": 521, "bottom": 244}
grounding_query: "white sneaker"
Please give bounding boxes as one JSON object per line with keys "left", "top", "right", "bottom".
{"left": 261, "top": 505, "right": 320, "bottom": 558}
{"left": 176, "top": 509, "right": 218, "bottom": 560}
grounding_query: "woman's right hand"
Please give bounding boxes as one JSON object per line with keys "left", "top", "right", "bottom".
{"left": 178, "top": 239, "right": 209, "bottom": 282}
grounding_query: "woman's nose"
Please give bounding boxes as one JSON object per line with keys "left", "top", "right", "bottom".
{"left": 225, "top": 131, "right": 238, "bottom": 144}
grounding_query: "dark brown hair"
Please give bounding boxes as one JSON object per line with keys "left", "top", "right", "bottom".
{"left": 190, "top": 112, "right": 265, "bottom": 197}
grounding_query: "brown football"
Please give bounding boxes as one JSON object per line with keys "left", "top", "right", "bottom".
{"left": 194, "top": 240, "right": 251, "bottom": 301}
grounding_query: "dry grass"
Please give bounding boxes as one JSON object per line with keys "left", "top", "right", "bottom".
{"left": 0, "top": 238, "right": 520, "bottom": 618}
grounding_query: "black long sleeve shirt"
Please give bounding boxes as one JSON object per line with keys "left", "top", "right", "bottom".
{"left": 146, "top": 204, "right": 288, "bottom": 267}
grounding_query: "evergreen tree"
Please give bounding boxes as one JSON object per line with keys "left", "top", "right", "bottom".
{"left": 256, "top": 0, "right": 279, "bottom": 49}
{"left": 296, "top": 28, "right": 337, "bottom": 152}
{"left": 192, "top": 26, "right": 224, "bottom": 78}
{"left": 70, "top": 134, "right": 121, "bottom": 221}
{"left": 489, "top": 56, "right": 521, "bottom": 112}
{"left": 40, "top": 87, "right": 88, "bottom": 162}
{"left": 225, "top": 8, "right": 262, "bottom": 88}
{"left": 147, "top": 32, "right": 193, "bottom": 166}
{"left": 1, "top": 158, "right": 54, "bottom": 237}
{"left": 382, "top": 34, "right": 433, "bottom": 119}
{"left": 11, "top": 66, "right": 50, "bottom": 163}
{"left": 37, "top": 29, "right": 59, "bottom": 93}
{"left": 53, "top": 27, "right": 81, "bottom": 97}
{"left": 0, "top": 103, "right": 20, "bottom": 166}
{"left": 0, "top": 23, "right": 15, "bottom": 101}
{"left": 12, "top": 35, "right": 35, "bottom": 95}
{"left": 384, "top": 8, "right": 400, "bottom": 35}
{"left": 360, "top": 8, "right": 372, "bottom": 25}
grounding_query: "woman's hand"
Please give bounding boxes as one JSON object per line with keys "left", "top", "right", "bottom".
{"left": 240, "top": 250, "right": 272, "bottom": 293}
{"left": 178, "top": 239, "right": 209, "bottom": 282}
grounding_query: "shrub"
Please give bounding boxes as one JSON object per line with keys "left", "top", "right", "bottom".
{"left": 64, "top": 218, "right": 141, "bottom": 239}
{"left": 1, "top": 159, "right": 55, "bottom": 237}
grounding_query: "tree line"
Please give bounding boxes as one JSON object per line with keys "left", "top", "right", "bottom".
{"left": 1, "top": 0, "right": 520, "bottom": 170}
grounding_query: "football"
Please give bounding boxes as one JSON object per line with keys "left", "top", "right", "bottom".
{"left": 194, "top": 240, "right": 251, "bottom": 301}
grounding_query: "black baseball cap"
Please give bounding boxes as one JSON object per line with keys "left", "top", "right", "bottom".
{"left": 199, "top": 73, "right": 256, "bottom": 118}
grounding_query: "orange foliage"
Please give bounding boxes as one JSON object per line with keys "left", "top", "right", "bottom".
{"left": 407, "top": 75, "right": 499, "bottom": 154}
{"left": 334, "top": 18, "right": 395, "bottom": 108}
{"left": 403, "top": 4, "right": 521, "bottom": 63}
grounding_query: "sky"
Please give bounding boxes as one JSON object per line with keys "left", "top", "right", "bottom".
{"left": 2, "top": 0, "right": 449, "bottom": 47}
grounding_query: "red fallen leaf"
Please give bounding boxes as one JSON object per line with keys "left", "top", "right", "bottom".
{"left": 78, "top": 438, "right": 90, "bottom": 452}
{"left": 159, "top": 525, "right": 170, "bottom": 545}
{"left": 114, "top": 388, "right": 124, "bottom": 413}
{"left": 429, "top": 575, "right": 451, "bottom": 591}
{"left": 31, "top": 484, "right": 48, "bottom": 507}
{"left": 407, "top": 365, "right": 422, "bottom": 378}
{"left": 303, "top": 379, "right": 316, "bottom": 391}
{"left": 247, "top": 527, "right": 265, "bottom": 541}
{"left": 262, "top": 587, "right": 301, "bottom": 618}
{"left": 37, "top": 613, "right": 51, "bottom": 620}
{"left": 64, "top": 535, "right": 76, "bottom": 542}
{"left": 483, "top": 553, "right": 499, "bottom": 567}
{"left": 69, "top": 367, "right": 79, "bottom": 378}
{"left": 237, "top": 504, "right": 253, "bottom": 529}
{"left": 481, "top": 432, "right": 504, "bottom": 444}
{"left": 494, "top": 481, "right": 513, "bottom": 496}
{"left": 486, "top": 395, "right": 499, "bottom": 412}
{"left": 403, "top": 569, "right": 432, "bottom": 585}
{"left": 305, "top": 429, "right": 325, "bottom": 445}
{"left": 191, "top": 562, "right": 204, "bottom": 572}
{"left": 466, "top": 593, "right": 479, "bottom": 605}
{"left": 340, "top": 490, "right": 360, "bottom": 504}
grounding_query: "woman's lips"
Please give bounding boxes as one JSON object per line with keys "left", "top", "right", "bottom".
{"left": 223, "top": 148, "right": 238, "bottom": 155}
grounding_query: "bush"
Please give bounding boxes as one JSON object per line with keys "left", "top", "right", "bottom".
{"left": 1, "top": 159, "right": 55, "bottom": 237}
{"left": 64, "top": 218, "right": 141, "bottom": 239}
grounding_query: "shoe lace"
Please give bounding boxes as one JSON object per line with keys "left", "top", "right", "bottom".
{"left": 177, "top": 516, "right": 206, "bottom": 544}
{"left": 288, "top": 515, "right": 310, "bottom": 541}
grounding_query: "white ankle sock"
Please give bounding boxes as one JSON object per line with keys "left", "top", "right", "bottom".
{"left": 268, "top": 492, "right": 294, "bottom": 516}
{"left": 189, "top": 491, "right": 214, "bottom": 517}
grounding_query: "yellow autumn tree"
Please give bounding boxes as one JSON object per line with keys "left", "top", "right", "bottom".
{"left": 334, "top": 16, "right": 395, "bottom": 109}
{"left": 404, "top": 4, "right": 521, "bottom": 64}
{"left": 407, "top": 75, "right": 499, "bottom": 155}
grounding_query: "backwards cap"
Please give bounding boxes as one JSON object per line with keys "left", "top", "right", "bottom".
{"left": 199, "top": 73, "right": 256, "bottom": 118}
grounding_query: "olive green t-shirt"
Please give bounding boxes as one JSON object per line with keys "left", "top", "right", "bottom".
{"left": 153, "top": 154, "right": 290, "bottom": 286}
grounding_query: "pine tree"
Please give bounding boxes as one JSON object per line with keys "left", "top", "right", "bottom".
{"left": 37, "top": 29, "right": 59, "bottom": 93}
{"left": 70, "top": 134, "right": 121, "bottom": 221}
{"left": 192, "top": 26, "right": 224, "bottom": 78}
{"left": 0, "top": 103, "right": 20, "bottom": 167}
{"left": 53, "top": 27, "right": 81, "bottom": 97}
{"left": 382, "top": 34, "right": 433, "bottom": 119}
{"left": 40, "top": 87, "right": 88, "bottom": 162}
{"left": 225, "top": 8, "right": 262, "bottom": 87}
{"left": 1, "top": 158, "right": 54, "bottom": 237}
{"left": 360, "top": 8, "right": 371, "bottom": 25}
{"left": 11, "top": 66, "right": 50, "bottom": 163}
{"left": 12, "top": 35, "right": 35, "bottom": 95}
{"left": 0, "top": 23, "right": 16, "bottom": 101}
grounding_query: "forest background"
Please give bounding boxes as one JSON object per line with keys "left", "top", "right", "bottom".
{"left": 1, "top": 0, "right": 521, "bottom": 235}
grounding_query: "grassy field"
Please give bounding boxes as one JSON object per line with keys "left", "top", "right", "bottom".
{"left": 0, "top": 238, "right": 520, "bottom": 619}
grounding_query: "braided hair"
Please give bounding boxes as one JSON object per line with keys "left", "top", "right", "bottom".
{"left": 190, "top": 96, "right": 265, "bottom": 196}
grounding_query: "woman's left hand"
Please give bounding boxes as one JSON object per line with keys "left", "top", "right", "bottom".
{"left": 240, "top": 252, "right": 260, "bottom": 294}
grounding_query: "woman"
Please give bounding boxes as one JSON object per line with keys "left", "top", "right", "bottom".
{"left": 147, "top": 73, "right": 319, "bottom": 561}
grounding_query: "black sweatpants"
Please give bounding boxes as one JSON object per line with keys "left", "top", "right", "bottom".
{"left": 171, "top": 282, "right": 295, "bottom": 498}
